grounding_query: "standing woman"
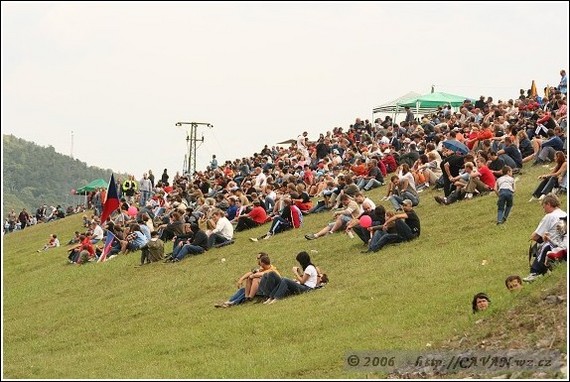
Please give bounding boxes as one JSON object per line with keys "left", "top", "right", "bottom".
{"left": 259, "top": 251, "right": 323, "bottom": 305}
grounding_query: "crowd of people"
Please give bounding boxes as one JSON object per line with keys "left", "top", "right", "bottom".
{"left": 6, "top": 70, "right": 568, "bottom": 311}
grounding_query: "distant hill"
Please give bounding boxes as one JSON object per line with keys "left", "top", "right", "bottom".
{"left": 2, "top": 134, "right": 125, "bottom": 218}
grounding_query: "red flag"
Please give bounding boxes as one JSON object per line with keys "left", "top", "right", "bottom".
{"left": 97, "top": 231, "right": 116, "bottom": 263}
{"left": 100, "top": 174, "right": 120, "bottom": 224}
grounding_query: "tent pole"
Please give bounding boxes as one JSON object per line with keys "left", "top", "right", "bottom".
{"left": 415, "top": 101, "right": 419, "bottom": 122}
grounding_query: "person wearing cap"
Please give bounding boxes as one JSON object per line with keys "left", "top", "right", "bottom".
{"left": 363, "top": 198, "right": 420, "bottom": 253}
{"left": 330, "top": 148, "right": 343, "bottom": 166}
{"left": 381, "top": 148, "right": 398, "bottom": 173}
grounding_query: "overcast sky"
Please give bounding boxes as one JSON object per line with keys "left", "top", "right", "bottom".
{"left": 2, "top": 1, "right": 568, "bottom": 178}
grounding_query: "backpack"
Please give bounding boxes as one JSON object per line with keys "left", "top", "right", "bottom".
{"left": 528, "top": 241, "right": 539, "bottom": 266}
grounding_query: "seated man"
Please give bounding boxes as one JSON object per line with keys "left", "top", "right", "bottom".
{"left": 250, "top": 198, "right": 302, "bottom": 241}
{"left": 305, "top": 194, "right": 360, "bottom": 240}
{"left": 207, "top": 209, "right": 234, "bottom": 248}
{"left": 363, "top": 199, "right": 421, "bottom": 253}
{"left": 523, "top": 195, "right": 567, "bottom": 282}
{"left": 235, "top": 200, "right": 267, "bottom": 232}
{"left": 120, "top": 223, "right": 149, "bottom": 255}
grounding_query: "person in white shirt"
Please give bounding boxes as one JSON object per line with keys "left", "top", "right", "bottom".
{"left": 297, "top": 131, "right": 310, "bottom": 161}
{"left": 207, "top": 209, "right": 234, "bottom": 248}
{"left": 38, "top": 234, "right": 60, "bottom": 252}
{"left": 253, "top": 166, "right": 268, "bottom": 193}
{"left": 524, "top": 194, "right": 567, "bottom": 282}
{"left": 90, "top": 222, "right": 104, "bottom": 244}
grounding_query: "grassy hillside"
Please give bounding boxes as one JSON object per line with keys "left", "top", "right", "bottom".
{"left": 2, "top": 134, "right": 128, "bottom": 218}
{"left": 2, "top": 163, "right": 567, "bottom": 379}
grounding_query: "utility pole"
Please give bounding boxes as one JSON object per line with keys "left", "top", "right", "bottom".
{"left": 71, "top": 130, "right": 74, "bottom": 158}
{"left": 175, "top": 121, "right": 213, "bottom": 175}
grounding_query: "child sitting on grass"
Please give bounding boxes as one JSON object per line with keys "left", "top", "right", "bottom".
{"left": 38, "top": 234, "right": 60, "bottom": 252}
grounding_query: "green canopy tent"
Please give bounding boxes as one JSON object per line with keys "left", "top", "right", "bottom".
{"left": 372, "top": 91, "right": 428, "bottom": 123}
{"left": 396, "top": 91, "right": 473, "bottom": 119}
{"left": 75, "top": 178, "right": 109, "bottom": 208}
{"left": 76, "top": 178, "right": 108, "bottom": 194}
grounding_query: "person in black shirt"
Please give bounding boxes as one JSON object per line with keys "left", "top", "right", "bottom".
{"left": 363, "top": 199, "right": 420, "bottom": 253}
{"left": 487, "top": 151, "right": 506, "bottom": 178}
{"left": 440, "top": 148, "right": 465, "bottom": 197}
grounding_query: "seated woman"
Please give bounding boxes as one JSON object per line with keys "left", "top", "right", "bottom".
{"left": 258, "top": 251, "right": 327, "bottom": 305}
{"left": 529, "top": 151, "right": 567, "bottom": 202}
{"left": 413, "top": 152, "right": 442, "bottom": 190}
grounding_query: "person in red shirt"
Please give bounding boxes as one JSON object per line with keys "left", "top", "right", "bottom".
{"left": 381, "top": 149, "right": 398, "bottom": 174}
{"left": 350, "top": 158, "right": 368, "bottom": 177}
{"left": 462, "top": 156, "right": 496, "bottom": 199}
{"left": 235, "top": 200, "right": 267, "bottom": 232}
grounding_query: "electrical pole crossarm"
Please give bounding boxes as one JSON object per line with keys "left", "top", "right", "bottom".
{"left": 175, "top": 121, "right": 213, "bottom": 175}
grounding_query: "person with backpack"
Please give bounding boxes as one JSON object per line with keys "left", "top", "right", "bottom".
{"left": 249, "top": 197, "right": 302, "bottom": 242}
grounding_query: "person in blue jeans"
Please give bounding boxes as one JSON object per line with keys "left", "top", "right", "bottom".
{"left": 166, "top": 223, "right": 209, "bottom": 262}
{"left": 495, "top": 166, "right": 515, "bottom": 224}
{"left": 259, "top": 251, "right": 326, "bottom": 305}
{"left": 362, "top": 199, "right": 421, "bottom": 253}
{"left": 214, "top": 253, "right": 279, "bottom": 308}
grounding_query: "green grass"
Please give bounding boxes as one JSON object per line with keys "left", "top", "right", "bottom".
{"left": 2, "top": 163, "right": 567, "bottom": 379}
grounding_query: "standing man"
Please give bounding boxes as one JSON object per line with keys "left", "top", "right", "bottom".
{"left": 559, "top": 69, "right": 567, "bottom": 95}
{"left": 148, "top": 170, "right": 155, "bottom": 188}
{"left": 297, "top": 131, "right": 310, "bottom": 162}
{"left": 404, "top": 106, "right": 415, "bottom": 124}
{"left": 210, "top": 155, "right": 219, "bottom": 170}
{"left": 139, "top": 173, "right": 152, "bottom": 208}
{"left": 161, "top": 169, "right": 169, "bottom": 186}
{"left": 18, "top": 208, "right": 30, "bottom": 230}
